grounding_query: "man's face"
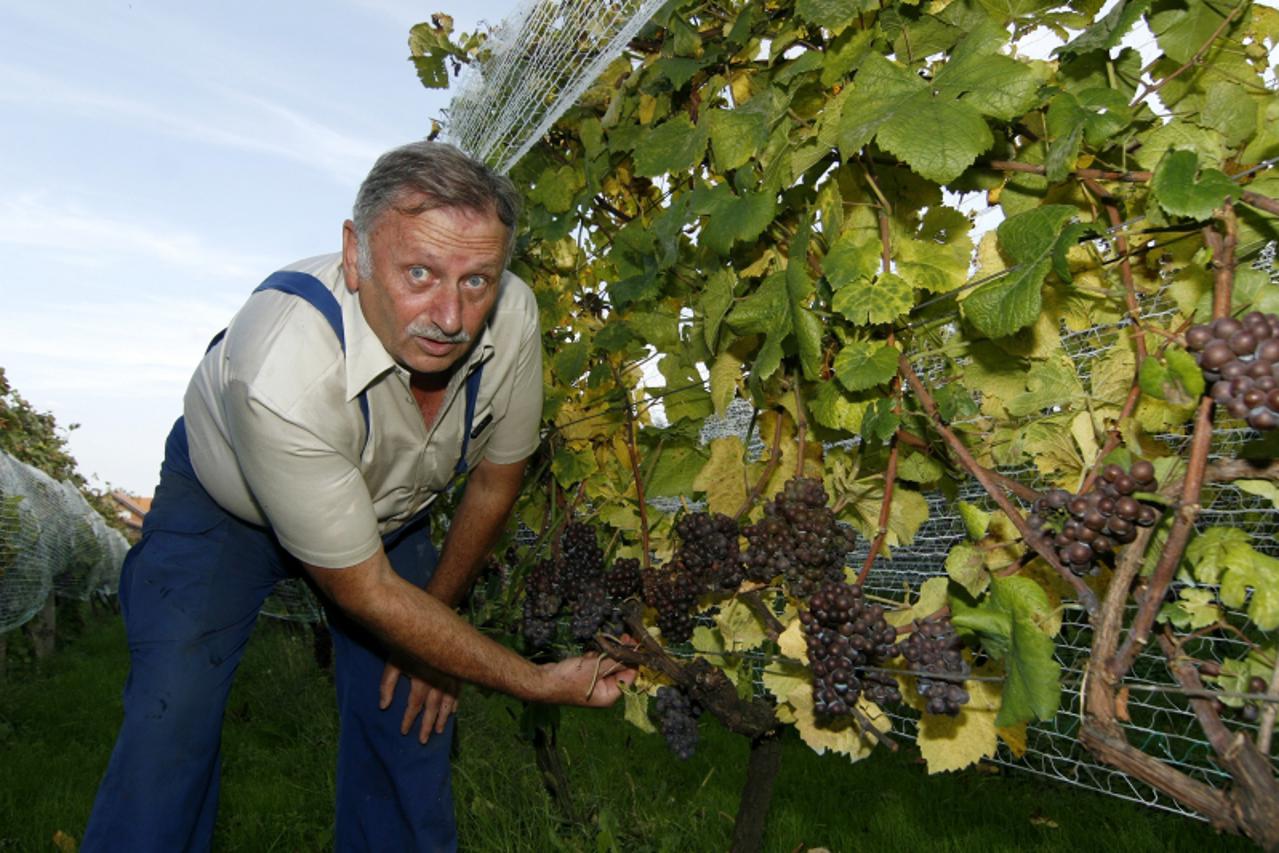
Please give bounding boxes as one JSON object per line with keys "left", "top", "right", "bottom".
{"left": 342, "top": 198, "right": 509, "bottom": 377}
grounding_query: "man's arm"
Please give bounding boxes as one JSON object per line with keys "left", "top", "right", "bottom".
{"left": 304, "top": 548, "right": 630, "bottom": 707}
{"left": 425, "top": 456, "right": 526, "bottom": 606}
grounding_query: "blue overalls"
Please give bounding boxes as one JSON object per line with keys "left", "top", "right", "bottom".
{"left": 83, "top": 272, "right": 483, "bottom": 852}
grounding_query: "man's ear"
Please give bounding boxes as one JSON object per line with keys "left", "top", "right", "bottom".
{"left": 341, "top": 220, "right": 361, "bottom": 293}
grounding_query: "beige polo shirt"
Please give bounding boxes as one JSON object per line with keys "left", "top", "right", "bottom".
{"left": 183, "top": 253, "right": 542, "bottom": 568}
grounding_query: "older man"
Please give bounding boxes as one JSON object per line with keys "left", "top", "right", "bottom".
{"left": 83, "top": 142, "right": 631, "bottom": 852}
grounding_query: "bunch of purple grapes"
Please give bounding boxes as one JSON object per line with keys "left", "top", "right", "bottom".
{"left": 898, "top": 615, "right": 971, "bottom": 716}
{"left": 653, "top": 685, "right": 701, "bottom": 759}
{"left": 742, "top": 477, "right": 856, "bottom": 598}
{"left": 801, "top": 580, "right": 900, "bottom": 718}
{"left": 1025, "top": 460, "right": 1161, "bottom": 576}
{"left": 1185, "top": 312, "right": 1279, "bottom": 430}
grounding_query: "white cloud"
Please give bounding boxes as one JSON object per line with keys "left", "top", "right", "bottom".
{"left": 0, "top": 191, "right": 276, "bottom": 280}
{"left": 0, "top": 63, "right": 382, "bottom": 185}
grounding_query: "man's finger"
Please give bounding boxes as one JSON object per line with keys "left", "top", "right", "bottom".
{"left": 401, "top": 684, "right": 426, "bottom": 735}
{"left": 379, "top": 663, "right": 402, "bottom": 710}
{"left": 419, "top": 689, "right": 443, "bottom": 744}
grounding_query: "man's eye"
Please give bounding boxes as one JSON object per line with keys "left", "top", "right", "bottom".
{"left": 464, "top": 275, "right": 489, "bottom": 289}
{"left": 408, "top": 266, "right": 429, "bottom": 282}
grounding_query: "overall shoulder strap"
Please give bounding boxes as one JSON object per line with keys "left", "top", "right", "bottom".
{"left": 454, "top": 364, "right": 486, "bottom": 476}
{"left": 208, "top": 270, "right": 371, "bottom": 443}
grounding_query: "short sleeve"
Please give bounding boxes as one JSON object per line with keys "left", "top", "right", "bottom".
{"left": 223, "top": 380, "right": 382, "bottom": 568}
{"left": 482, "top": 283, "right": 543, "bottom": 464}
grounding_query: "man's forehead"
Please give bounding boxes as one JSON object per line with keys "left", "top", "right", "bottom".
{"left": 378, "top": 204, "right": 509, "bottom": 260}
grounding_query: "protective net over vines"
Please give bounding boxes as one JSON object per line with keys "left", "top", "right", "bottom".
{"left": 442, "top": 0, "right": 668, "bottom": 173}
{"left": 0, "top": 451, "right": 129, "bottom": 632}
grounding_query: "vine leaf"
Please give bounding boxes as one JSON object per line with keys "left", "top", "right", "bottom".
{"left": 715, "top": 598, "right": 769, "bottom": 652}
{"left": 700, "top": 269, "right": 736, "bottom": 352}
{"left": 833, "top": 341, "right": 899, "bottom": 392}
{"left": 1151, "top": 149, "right": 1239, "bottom": 221}
{"left": 795, "top": 0, "right": 863, "bottom": 31}
{"left": 1159, "top": 588, "right": 1223, "bottom": 631}
{"left": 1187, "top": 529, "right": 1279, "bottom": 630}
{"left": 946, "top": 542, "right": 991, "bottom": 598}
{"left": 704, "top": 107, "right": 771, "bottom": 173}
{"left": 622, "top": 688, "right": 656, "bottom": 734}
{"left": 961, "top": 205, "right": 1076, "bottom": 339}
{"left": 951, "top": 576, "right": 1062, "bottom": 727}
{"left": 788, "top": 219, "right": 825, "bottom": 381}
{"left": 908, "top": 663, "right": 1003, "bottom": 774}
{"left": 810, "top": 382, "right": 870, "bottom": 434}
{"left": 1137, "top": 348, "right": 1205, "bottom": 405}
{"left": 692, "top": 437, "right": 748, "bottom": 516}
{"left": 788, "top": 687, "right": 885, "bottom": 759}
{"left": 696, "top": 184, "right": 777, "bottom": 256}
{"left": 831, "top": 272, "right": 914, "bottom": 326}
{"left": 837, "top": 26, "right": 1044, "bottom": 183}
{"left": 1055, "top": 0, "right": 1152, "bottom": 58}
{"left": 633, "top": 114, "right": 707, "bottom": 177}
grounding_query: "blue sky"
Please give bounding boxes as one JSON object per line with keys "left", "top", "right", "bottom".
{"left": 0, "top": 0, "right": 515, "bottom": 493}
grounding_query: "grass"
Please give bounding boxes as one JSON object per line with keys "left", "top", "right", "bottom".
{"left": 0, "top": 609, "right": 1253, "bottom": 852}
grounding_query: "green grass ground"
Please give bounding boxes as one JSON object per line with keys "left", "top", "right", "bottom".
{"left": 0, "top": 611, "right": 1251, "bottom": 852}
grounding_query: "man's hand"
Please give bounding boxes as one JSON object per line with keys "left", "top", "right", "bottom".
{"left": 537, "top": 654, "right": 637, "bottom": 707}
{"left": 379, "top": 659, "right": 460, "bottom": 743}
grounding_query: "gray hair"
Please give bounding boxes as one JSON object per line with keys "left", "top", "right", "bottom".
{"left": 352, "top": 141, "right": 521, "bottom": 277}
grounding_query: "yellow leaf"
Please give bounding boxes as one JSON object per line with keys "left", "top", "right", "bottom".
{"left": 1070, "top": 410, "right": 1100, "bottom": 471}
{"left": 997, "top": 722, "right": 1028, "bottom": 759}
{"left": 911, "top": 664, "right": 1003, "bottom": 774}
{"left": 762, "top": 661, "right": 807, "bottom": 710}
{"left": 715, "top": 597, "right": 768, "bottom": 652}
{"left": 638, "top": 93, "right": 657, "bottom": 125}
{"left": 693, "top": 436, "right": 748, "bottom": 516}
{"left": 622, "top": 686, "right": 656, "bottom": 734}
{"left": 885, "top": 576, "right": 950, "bottom": 627}
{"left": 788, "top": 686, "right": 886, "bottom": 759}
{"left": 52, "top": 831, "right": 77, "bottom": 853}
{"left": 777, "top": 618, "right": 808, "bottom": 662}
{"left": 555, "top": 396, "right": 615, "bottom": 448}
{"left": 692, "top": 624, "right": 724, "bottom": 659}
{"left": 710, "top": 349, "right": 743, "bottom": 416}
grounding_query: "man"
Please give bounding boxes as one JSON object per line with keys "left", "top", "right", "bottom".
{"left": 83, "top": 142, "right": 633, "bottom": 852}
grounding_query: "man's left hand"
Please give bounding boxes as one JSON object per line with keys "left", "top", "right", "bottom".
{"left": 379, "top": 659, "right": 460, "bottom": 743}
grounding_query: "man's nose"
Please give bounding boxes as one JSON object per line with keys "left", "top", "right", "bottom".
{"left": 431, "top": 284, "right": 464, "bottom": 334}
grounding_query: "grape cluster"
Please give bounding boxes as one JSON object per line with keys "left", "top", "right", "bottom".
{"left": 604, "top": 556, "right": 642, "bottom": 601}
{"left": 1185, "top": 312, "right": 1279, "bottom": 431}
{"left": 801, "top": 580, "right": 900, "bottom": 718}
{"left": 1025, "top": 460, "right": 1161, "bottom": 576}
{"left": 898, "top": 616, "right": 970, "bottom": 716}
{"left": 522, "top": 558, "right": 562, "bottom": 649}
{"left": 674, "top": 511, "right": 744, "bottom": 590}
{"left": 641, "top": 560, "right": 701, "bottom": 643}
{"left": 743, "top": 477, "right": 856, "bottom": 598}
{"left": 653, "top": 685, "right": 701, "bottom": 759}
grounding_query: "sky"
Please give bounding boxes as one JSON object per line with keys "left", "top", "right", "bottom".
{"left": 0, "top": 0, "right": 517, "bottom": 494}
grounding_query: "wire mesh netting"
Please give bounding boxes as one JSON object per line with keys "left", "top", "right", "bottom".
{"left": 444, "top": 0, "right": 669, "bottom": 174}
{"left": 0, "top": 452, "right": 130, "bottom": 632}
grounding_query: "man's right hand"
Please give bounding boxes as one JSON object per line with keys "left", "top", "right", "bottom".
{"left": 537, "top": 654, "right": 637, "bottom": 707}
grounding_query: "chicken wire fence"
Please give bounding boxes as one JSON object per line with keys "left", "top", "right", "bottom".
{"left": 0, "top": 452, "right": 130, "bottom": 634}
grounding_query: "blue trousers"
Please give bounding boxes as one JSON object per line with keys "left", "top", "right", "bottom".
{"left": 83, "top": 420, "right": 457, "bottom": 852}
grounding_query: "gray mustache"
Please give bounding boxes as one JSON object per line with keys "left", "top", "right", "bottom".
{"left": 406, "top": 323, "right": 471, "bottom": 344}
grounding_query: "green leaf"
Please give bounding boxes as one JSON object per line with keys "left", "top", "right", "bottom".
{"left": 788, "top": 221, "right": 824, "bottom": 381}
{"left": 552, "top": 445, "right": 599, "bottom": 488}
{"left": 1236, "top": 479, "right": 1279, "bottom": 509}
{"left": 1056, "top": 0, "right": 1152, "bottom": 57}
{"left": 1159, "top": 587, "right": 1221, "bottom": 631}
{"left": 822, "top": 233, "right": 881, "bottom": 287}
{"left": 1197, "top": 81, "right": 1257, "bottom": 149}
{"left": 552, "top": 340, "right": 590, "bottom": 385}
{"left": 860, "top": 397, "right": 900, "bottom": 442}
{"left": 832, "top": 272, "right": 915, "bottom": 326}
{"left": 1137, "top": 347, "right": 1205, "bottom": 404}
{"left": 958, "top": 502, "right": 992, "bottom": 540}
{"left": 810, "top": 382, "right": 869, "bottom": 434}
{"left": 700, "top": 189, "right": 776, "bottom": 256}
{"left": 796, "top": 0, "right": 861, "bottom": 31}
{"left": 1149, "top": 0, "right": 1237, "bottom": 64}
{"left": 657, "top": 355, "right": 712, "bottom": 424}
{"left": 834, "top": 341, "right": 899, "bottom": 392}
{"left": 876, "top": 97, "right": 994, "bottom": 185}
{"left": 837, "top": 53, "right": 926, "bottom": 154}
{"left": 701, "top": 269, "right": 736, "bottom": 351}
{"left": 896, "top": 451, "right": 944, "bottom": 484}
{"left": 645, "top": 445, "right": 709, "bottom": 497}
{"left": 409, "top": 55, "right": 448, "bottom": 89}
{"left": 633, "top": 114, "right": 707, "bottom": 177}
{"left": 952, "top": 576, "right": 1061, "bottom": 727}
{"left": 946, "top": 542, "right": 990, "bottom": 597}
{"left": 705, "top": 108, "right": 771, "bottom": 173}
{"left": 1151, "top": 149, "right": 1239, "bottom": 221}
{"left": 1185, "top": 526, "right": 1252, "bottom": 585}
{"left": 727, "top": 272, "right": 790, "bottom": 336}
{"left": 962, "top": 206, "right": 1076, "bottom": 338}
